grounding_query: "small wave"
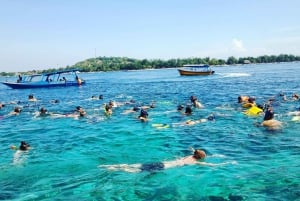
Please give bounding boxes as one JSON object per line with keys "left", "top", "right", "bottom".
{"left": 221, "top": 73, "right": 251, "bottom": 77}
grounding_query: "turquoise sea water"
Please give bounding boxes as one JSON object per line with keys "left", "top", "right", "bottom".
{"left": 0, "top": 63, "right": 299, "bottom": 201}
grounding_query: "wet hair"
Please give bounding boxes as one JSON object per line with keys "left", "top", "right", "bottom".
{"left": 14, "top": 107, "right": 21, "bottom": 113}
{"left": 193, "top": 150, "right": 206, "bottom": 159}
{"left": 185, "top": 106, "right": 192, "bottom": 114}
{"left": 19, "top": 141, "right": 30, "bottom": 151}
{"left": 79, "top": 110, "right": 86, "bottom": 117}
{"left": 40, "top": 107, "right": 47, "bottom": 114}
{"left": 28, "top": 94, "right": 34, "bottom": 99}
{"left": 207, "top": 114, "right": 215, "bottom": 121}
{"left": 248, "top": 97, "right": 255, "bottom": 103}
{"left": 139, "top": 109, "right": 148, "bottom": 118}
{"left": 76, "top": 106, "right": 82, "bottom": 111}
{"left": 264, "top": 108, "right": 274, "bottom": 121}
{"left": 99, "top": 95, "right": 103, "bottom": 99}
{"left": 105, "top": 104, "right": 112, "bottom": 111}
{"left": 190, "top": 96, "right": 197, "bottom": 102}
{"left": 133, "top": 106, "right": 140, "bottom": 112}
{"left": 177, "top": 105, "right": 184, "bottom": 111}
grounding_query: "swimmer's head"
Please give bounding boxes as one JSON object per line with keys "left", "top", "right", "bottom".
{"left": 20, "top": 141, "right": 30, "bottom": 151}
{"left": 190, "top": 96, "right": 197, "bottom": 102}
{"left": 28, "top": 94, "right": 34, "bottom": 99}
{"left": 79, "top": 110, "right": 86, "bottom": 117}
{"left": 14, "top": 107, "right": 21, "bottom": 113}
{"left": 140, "top": 109, "right": 148, "bottom": 117}
{"left": 133, "top": 106, "right": 140, "bottom": 112}
{"left": 248, "top": 97, "right": 255, "bottom": 103}
{"left": 193, "top": 149, "right": 206, "bottom": 159}
{"left": 185, "top": 106, "right": 192, "bottom": 114}
{"left": 207, "top": 114, "right": 215, "bottom": 121}
{"left": 40, "top": 107, "right": 47, "bottom": 114}
{"left": 177, "top": 105, "right": 184, "bottom": 111}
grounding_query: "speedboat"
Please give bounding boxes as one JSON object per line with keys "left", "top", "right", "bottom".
{"left": 1, "top": 69, "right": 85, "bottom": 89}
{"left": 178, "top": 64, "right": 215, "bottom": 76}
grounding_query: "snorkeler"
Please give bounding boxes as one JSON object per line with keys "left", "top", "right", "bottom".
{"left": 28, "top": 94, "right": 37, "bottom": 102}
{"left": 104, "top": 104, "right": 113, "bottom": 115}
{"left": 9, "top": 107, "right": 22, "bottom": 116}
{"left": 255, "top": 107, "right": 282, "bottom": 130}
{"left": 138, "top": 109, "right": 148, "bottom": 122}
{"left": 190, "top": 96, "right": 204, "bottom": 108}
{"left": 122, "top": 106, "right": 140, "bottom": 114}
{"left": 99, "top": 149, "right": 234, "bottom": 173}
{"left": 10, "top": 141, "right": 31, "bottom": 151}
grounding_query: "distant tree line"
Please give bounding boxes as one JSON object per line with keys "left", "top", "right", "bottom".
{"left": 69, "top": 54, "right": 300, "bottom": 72}
{"left": 1, "top": 54, "right": 299, "bottom": 76}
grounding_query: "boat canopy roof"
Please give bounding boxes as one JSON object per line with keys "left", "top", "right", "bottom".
{"left": 183, "top": 64, "right": 209, "bottom": 68}
{"left": 44, "top": 69, "right": 81, "bottom": 76}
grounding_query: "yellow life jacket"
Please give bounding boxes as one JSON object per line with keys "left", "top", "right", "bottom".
{"left": 244, "top": 106, "right": 263, "bottom": 116}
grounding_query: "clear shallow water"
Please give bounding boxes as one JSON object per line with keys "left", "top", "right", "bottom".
{"left": 0, "top": 63, "right": 299, "bottom": 201}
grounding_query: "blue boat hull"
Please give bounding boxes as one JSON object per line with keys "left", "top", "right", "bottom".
{"left": 1, "top": 80, "right": 85, "bottom": 89}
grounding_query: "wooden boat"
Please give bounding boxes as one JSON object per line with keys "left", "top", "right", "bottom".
{"left": 1, "top": 69, "right": 85, "bottom": 89}
{"left": 178, "top": 64, "right": 214, "bottom": 76}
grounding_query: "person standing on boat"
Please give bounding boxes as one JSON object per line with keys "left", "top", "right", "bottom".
{"left": 17, "top": 75, "right": 22, "bottom": 83}
{"left": 75, "top": 75, "right": 82, "bottom": 85}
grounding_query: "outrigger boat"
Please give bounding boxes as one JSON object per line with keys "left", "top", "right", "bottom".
{"left": 178, "top": 64, "right": 215, "bottom": 76}
{"left": 1, "top": 69, "right": 85, "bottom": 89}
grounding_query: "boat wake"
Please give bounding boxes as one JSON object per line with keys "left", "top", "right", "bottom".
{"left": 220, "top": 73, "right": 251, "bottom": 77}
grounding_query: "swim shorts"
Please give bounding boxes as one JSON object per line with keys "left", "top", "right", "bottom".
{"left": 140, "top": 162, "right": 164, "bottom": 172}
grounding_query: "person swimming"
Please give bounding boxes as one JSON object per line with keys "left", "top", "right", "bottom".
{"left": 190, "top": 96, "right": 204, "bottom": 108}
{"left": 105, "top": 104, "right": 113, "bottom": 115}
{"left": 38, "top": 107, "right": 49, "bottom": 117}
{"left": 238, "top": 95, "right": 249, "bottom": 103}
{"left": 122, "top": 106, "right": 140, "bottom": 114}
{"left": 99, "top": 149, "right": 233, "bottom": 173}
{"left": 138, "top": 109, "right": 148, "bottom": 122}
{"left": 184, "top": 114, "right": 215, "bottom": 125}
{"left": 11, "top": 141, "right": 31, "bottom": 151}
{"left": 184, "top": 105, "right": 193, "bottom": 115}
{"left": 28, "top": 94, "right": 37, "bottom": 102}
{"left": 9, "top": 107, "right": 22, "bottom": 115}
{"left": 258, "top": 107, "right": 282, "bottom": 130}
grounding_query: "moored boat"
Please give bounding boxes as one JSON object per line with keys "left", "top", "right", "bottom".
{"left": 178, "top": 64, "right": 214, "bottom": 76}
{"left": 1, "top": 69, "right": 85, "bottom": 89}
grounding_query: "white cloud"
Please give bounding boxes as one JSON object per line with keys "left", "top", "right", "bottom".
{"left": 232, "top": 38, "right": 246, "bottom": 52}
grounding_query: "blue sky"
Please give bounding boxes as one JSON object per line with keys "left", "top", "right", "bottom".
{"left": 1, "top": 0, "right": 300, "bottom": 72}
